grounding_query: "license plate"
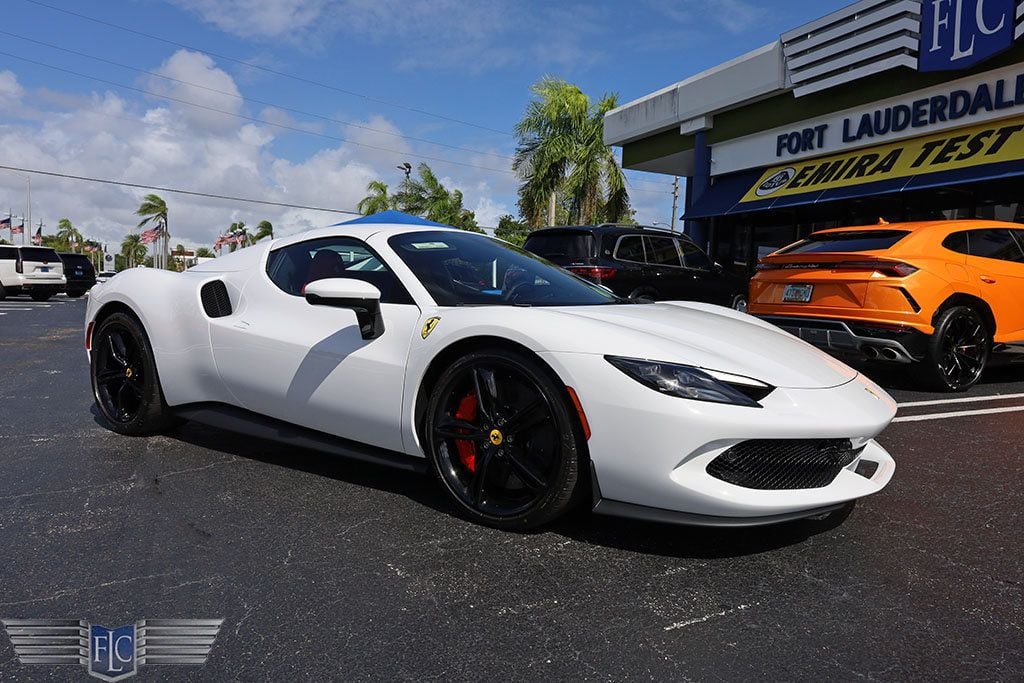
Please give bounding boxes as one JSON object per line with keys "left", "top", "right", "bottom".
{"left": 39, "top": 266, "right": 49, "bottom": 273}
{"left": 782, "top": 283, "right": 813, "bottom": 303}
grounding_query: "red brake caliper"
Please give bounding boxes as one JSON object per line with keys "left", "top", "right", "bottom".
{"left": 454, "top": 391, "right": 478, "bottom": 473}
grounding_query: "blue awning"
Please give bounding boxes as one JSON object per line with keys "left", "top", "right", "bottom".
{"left": 682, "top": 159, "right": 1024, "bottom": 219}
{"left": 331, "top": 210, "right": 450, "bottom": 227}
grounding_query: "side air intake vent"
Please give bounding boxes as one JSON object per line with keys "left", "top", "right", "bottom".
{"left": 200, "top": 281, "right": 232, "bottom": 318}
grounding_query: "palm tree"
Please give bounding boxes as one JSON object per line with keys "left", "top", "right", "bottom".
{"left": 398, "top": 163, "right": 482, "bottom": 232}
{"left": 120, "top": 233, "right": 146, "bottom": 269}
{"left": 253, "top": 220, "right": 274, "bottom": 242}
{"left": 195, "top": 247, "right": 215, "bottom": 258}
{"left": 513, "top": 77, "right": 630, "bottom": 227}
{"left": 357, "top": 180, "right": 394, "bottom": 215}
{"left": 136, "top": 194, "right": 169, "bottom": 269}
{"left": 56, "top": 218, "right": 83, "bottom": 253}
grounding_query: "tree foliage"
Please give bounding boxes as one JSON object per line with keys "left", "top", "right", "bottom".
{"left": 495, "top": 214, "right": 530, "bottom": 247}
{"left": 360, "top": 163, "right": 482, "bottom": 233}
{"left": 513, "top": 76, "right": 630, "bottom": 228}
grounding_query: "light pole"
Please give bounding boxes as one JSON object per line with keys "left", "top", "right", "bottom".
{"left": 397, "top": 162, "right": 412, "bottom": 210}
{"left": 0, "top": 170, "right": 31, "bottom": 245}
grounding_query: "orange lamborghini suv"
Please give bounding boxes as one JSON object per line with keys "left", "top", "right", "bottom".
{"left": 750, "top": 220, "right": 1024, "bottom": 391}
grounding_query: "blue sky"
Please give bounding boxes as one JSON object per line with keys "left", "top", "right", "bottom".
{"left": 0, "top": 0, "right": 850, "bottom": 246}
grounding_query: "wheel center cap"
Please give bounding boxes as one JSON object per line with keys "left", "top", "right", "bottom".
{"left": 489, "top": 429, "right": 504, "bottom": 446}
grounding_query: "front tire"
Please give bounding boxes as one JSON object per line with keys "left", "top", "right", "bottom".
{"left": 914, "top": 306, "right": 991, "bottom": 392}
{"left": 90, "top": 312, "right": 177, "bottom": 435}
{"left": 65, "top": 289, "right": 84, "bottom": 298}
{"left": 424, "top": 349, "right": 584, "bottom": 530}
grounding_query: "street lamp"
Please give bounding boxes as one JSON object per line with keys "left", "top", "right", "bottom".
{"left": 397, "top": 162, "right": 412, "bottom": 203}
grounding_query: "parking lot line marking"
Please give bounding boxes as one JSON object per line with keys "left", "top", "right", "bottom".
{"left": 893, "top": 405, "right": 1024, "bottom": 422}
{"left": 897, "top": 392, "right": 1024, "bottom": 408}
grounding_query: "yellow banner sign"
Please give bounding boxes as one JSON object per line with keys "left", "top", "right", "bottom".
{"left": 741, "top": 116, "right": 1024, "bottom": 203}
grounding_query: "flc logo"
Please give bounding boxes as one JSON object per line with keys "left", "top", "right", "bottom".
{"left": 919, "top": 0, "right": 1018, "bottom": 72}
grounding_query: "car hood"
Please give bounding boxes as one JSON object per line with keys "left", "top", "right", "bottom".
{"left": 539, "top": 302, "right": 858, "bottom": 389}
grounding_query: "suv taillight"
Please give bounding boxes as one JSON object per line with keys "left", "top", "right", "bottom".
{"left": 836, "top": 260, "right": 918, "bottom": 277}
{"left": 15, "top": 257, "right": 22, "bottom": 274}
{"left": 567, "top": 266, "right": 617, "bottom": 280}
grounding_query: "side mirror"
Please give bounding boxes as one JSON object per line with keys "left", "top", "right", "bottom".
{"left": 304, "top": 278, "right": 384, "bottom": 340}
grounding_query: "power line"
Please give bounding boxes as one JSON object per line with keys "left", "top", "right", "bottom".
{"left": 18, "top": 0, "right": 512, "bottom": 137}
{"left": 0, "top": 164, "right": 362, "bottom": 215}
{"left": 0, "top": 29, "right": 516, "bottom": 163}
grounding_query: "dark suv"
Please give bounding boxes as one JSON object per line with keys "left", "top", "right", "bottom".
{"left": 58, "top": 253, "right": 97, "bottom": 297}
{"left": 523, "top": 224, "right": 747, "bottom": 309}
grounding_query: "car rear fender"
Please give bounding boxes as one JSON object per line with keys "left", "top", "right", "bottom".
{"left": 86, "top": 269, "right": 236, "bottom": 406}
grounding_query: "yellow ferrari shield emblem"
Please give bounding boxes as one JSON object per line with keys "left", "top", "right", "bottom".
{"left": 421, "top": 317, "right": 441, "bottom": 339}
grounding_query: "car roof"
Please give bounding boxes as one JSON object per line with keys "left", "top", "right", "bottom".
{"left": 272, "top": 222, "right": 459, "bottom": 250}
{"left": 526, "top": 224, "right": 693, "bottom": 240}
{"left": 811, "top": 219, "right": 1023, "bottom": 236}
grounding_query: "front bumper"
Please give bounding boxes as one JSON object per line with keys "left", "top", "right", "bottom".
{"left": 758, "top": 315, "right": 928, "bottom": 362}
{"left": 541, "top": 351, "right": 897, "bottom": 523}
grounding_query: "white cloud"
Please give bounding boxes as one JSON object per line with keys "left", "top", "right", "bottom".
{"left": 0, "top": 58, "right": 511, "bottom": 253}
{"left": 148, "top": 50, "right": 244, "bottom": 131}
{"left": 0, "top": 70, "right": 24, "bottom": 103}
{"left": 170, "top": 0, "right": 329, "bottom": 39}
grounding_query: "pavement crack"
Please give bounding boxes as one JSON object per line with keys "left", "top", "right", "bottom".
{"left": 663, "top": 602, "right": 759, "bottom": 631}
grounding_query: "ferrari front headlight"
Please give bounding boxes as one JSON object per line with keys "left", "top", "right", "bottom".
{"left": 605, "top": 356, "right": 773, "bottom": 408}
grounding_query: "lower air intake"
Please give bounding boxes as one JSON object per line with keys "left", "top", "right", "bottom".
{"left": 200, "top": 281, "right": 232, "bottom": 318}
{"left": 706, "top": 439, "right": 862, "bottom": 490}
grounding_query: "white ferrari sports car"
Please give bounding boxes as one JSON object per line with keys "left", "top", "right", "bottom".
{"left": 84, "top": 211, "right": 896, "bottom": 530}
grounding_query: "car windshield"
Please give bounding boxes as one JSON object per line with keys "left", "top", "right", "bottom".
{"left": 777, "top": 230, "right": 909, "bottom": 254}
{"left": 522, "top": 230, "right": 596, "bottom": 265}
{"left": 19, "top": 247, "right": 60, "bottom": 262}
{"left": 388, "top": 230, "right": 619, "bottom": 307}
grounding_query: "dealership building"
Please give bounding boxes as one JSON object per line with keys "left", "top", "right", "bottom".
{"left": 605, "top": 0, "right": 1024, "bottom": 274}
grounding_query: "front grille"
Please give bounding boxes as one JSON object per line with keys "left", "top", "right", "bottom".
{"left": 706, "top": 439, "right": 862, "bottom": 490}
{"left": 200, "top": 280, "right": 232, "bottom": 318}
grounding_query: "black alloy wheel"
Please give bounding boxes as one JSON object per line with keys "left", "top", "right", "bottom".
{"left": 425, "top": 349, "right": 584, "bottom": 530}
{"left": 91, "top": 312, "right": 176, "bottom": 435}
{"left": 916, "top": 306, "right": 991, "bottom": 392}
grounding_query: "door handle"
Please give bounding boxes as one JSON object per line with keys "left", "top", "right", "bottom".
{"left": 980, "top": 275, "right": 997, "bottom": 284}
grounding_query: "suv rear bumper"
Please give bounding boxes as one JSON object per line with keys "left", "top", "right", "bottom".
{"left": 759, "top": 316, "right": 928, "bottom": 363}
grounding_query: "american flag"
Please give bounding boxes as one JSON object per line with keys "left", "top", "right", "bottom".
{"left": 31, "top": 226, "right": 42, "bottom": 246}
{"left": 213, "top": 234, "right": 228, "bottom": 251}
{"left": 11, "top": 222, "right": 24, "bottom": 235}
{"left": 140, "top": 226, "right": 162, "bottom": 244}
{"left": 84, "top": 245, "right": 98, "bottom": 253}
{"left": 0, "top": 216, "right": 10, "bottom": 229}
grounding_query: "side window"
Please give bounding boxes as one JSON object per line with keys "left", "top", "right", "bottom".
{"left": 968, "top": 229, "right": 1024, "bottom": 263}
{"left": 266, "top": 237, "right": 414, "bottom": 304}
{"left": 643, "top": 236, "right": 682, "bottom": 267}
{"left": 614, "top": 235, "right": 646, "bottom": 263}
{"left": 942, "top": 231, "right": 970, "bottom": 255}
{"left": 679, "top": 240, "right": 712, "bottom": 270}
{"left": 0, "top": 247, "right": 16, "bottom": 261}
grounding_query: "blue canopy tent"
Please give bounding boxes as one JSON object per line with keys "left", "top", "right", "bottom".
{"left": 331, "top": 210, "right": 450, "bottom": 228}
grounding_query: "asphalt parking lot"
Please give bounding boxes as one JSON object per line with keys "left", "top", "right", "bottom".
{"left": 1, "top": 297, "right": 1022, "bottom": 681}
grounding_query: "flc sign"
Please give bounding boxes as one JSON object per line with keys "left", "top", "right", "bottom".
{"left": 920, "top": 0, "right": 1018, "bottom": 72}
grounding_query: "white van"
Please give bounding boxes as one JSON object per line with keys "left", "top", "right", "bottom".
{"left": 0, "top": 245, "right": 67, "bottom": 301}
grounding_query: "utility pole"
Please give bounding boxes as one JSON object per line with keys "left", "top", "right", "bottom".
{"left": 26, "top": 175, "right": 31, "bottom": 246}
{"left": 670, "top": 176, "right": 679, "bottom": 233}
{"left": 397, "top": 162, "right": 412, "bottom": 211}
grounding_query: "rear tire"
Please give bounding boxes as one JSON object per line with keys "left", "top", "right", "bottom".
{"left": 424, "top": 348, "right": 584, "bottom": 530}
{"left": 0, "top": 285, "right": 6, "bottom": 301}
{"left": 731, "top": 294, "right": 748, "bottom": 312}
{"left": 91, "top": 312, "right": 178, "bottom": 435}
{"left": 65, "top": 289, "right": 84, "bottom": 298}
{"left": 913, "top": 306, "right": 990, "bottom": 392}
{"left": 30, "top": 292, "right": 52, "bottom": 302}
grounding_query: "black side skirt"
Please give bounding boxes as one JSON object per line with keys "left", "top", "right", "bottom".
{"left": 172, "top": 402, "right": 428, "bottom": 474}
